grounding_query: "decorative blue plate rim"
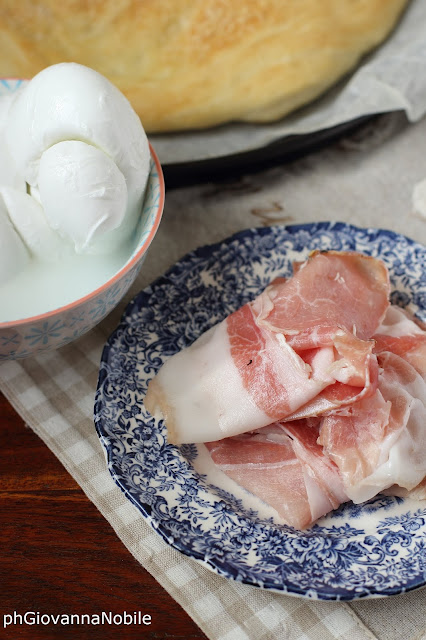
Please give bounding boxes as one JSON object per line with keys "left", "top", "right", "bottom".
{"left": 94, "top": 221, "right": 426, "bottom": 601}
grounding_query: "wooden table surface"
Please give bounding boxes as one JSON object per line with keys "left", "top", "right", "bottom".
{"left": 0, "top": 391, "right": 208, "bottom": 640}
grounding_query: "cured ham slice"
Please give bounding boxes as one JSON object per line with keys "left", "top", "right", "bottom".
{"left": 206, "top": 420, "right": 348, "bottom": 530}
{"left": 205, "top": 305, "right": 426, "bottom": 527}
{"left": 252, "top": 250, "right": 389, "bottom": 345}
{"left": 286, "top": 330, "right": 379, "bottom": 420}
{"left": 205, "top": 346, "right": 426, "bottom": 528}
{"left": 145, "top": 251, "right": 390, "bottom": 444}
{"left": 318, "top": 351, "right": 426, "bottom": 503}
{"left": 373, "top": 305, "right": 426, "bottom": 378}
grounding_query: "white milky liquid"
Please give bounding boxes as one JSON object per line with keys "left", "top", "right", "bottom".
{"left": 0, "top": 242, "right": 133, "bottom": 322}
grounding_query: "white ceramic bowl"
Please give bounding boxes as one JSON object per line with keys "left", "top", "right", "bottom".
{"left": 0, "top": 141, "right": 164, "bottom": 360}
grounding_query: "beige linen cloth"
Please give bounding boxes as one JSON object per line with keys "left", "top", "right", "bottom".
{"left": 1, "top": 111, "right": 426, "bottom": 640}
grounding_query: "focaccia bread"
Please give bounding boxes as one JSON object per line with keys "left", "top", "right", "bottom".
{"left": 0, "top": 0, "right": 409, "bottom": 132}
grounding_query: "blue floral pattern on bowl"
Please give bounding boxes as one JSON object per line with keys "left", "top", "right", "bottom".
{"left": 94, "top": 222, "right": 426, "bottom": 600}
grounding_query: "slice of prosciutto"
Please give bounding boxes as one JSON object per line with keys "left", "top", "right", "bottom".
{"left": 206, "top": 419, "right": 348, "bottom": 530}
{"left": 205, "top": 303, "right": 425, "bottom": 529}
{"left": 206, "top": 337, "right": 426, "bottom": 529}
{"left": 145, "top": 250, "right": 389, "bottom": 444}
{"left": 373, "top": 305, "right": 426, "bottom": 378}
{"left": 318, "top": 351, "right": 426, "bottom": 503}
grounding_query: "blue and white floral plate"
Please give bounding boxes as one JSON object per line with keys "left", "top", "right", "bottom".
{"left": 94, "top": 222, "right": 426, "bottom": 601}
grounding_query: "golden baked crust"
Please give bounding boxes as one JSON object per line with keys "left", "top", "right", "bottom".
{"left": 0, "top": 0, "right": 409, "bottom": 132}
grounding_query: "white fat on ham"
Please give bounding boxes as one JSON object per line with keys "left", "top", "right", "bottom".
{"left": 376, "top": 305, "right": 424, "bottom": 337}
{"left": 145, "top": 321, "right": 271, "bottom": 444}
{"left": 384, "top": 477, "right": 426, "bottom": 500}
{"left": 145, "top": 313, "right": 336, "bottom": 444}
{"left": 145, "top": 251, "right": 390, "bottom": 445}
{"left": 374, "top": 305, "right": 426, "bottom": 378}
{"left": 319, "top": 352, "right": 426, "bottom": 503}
